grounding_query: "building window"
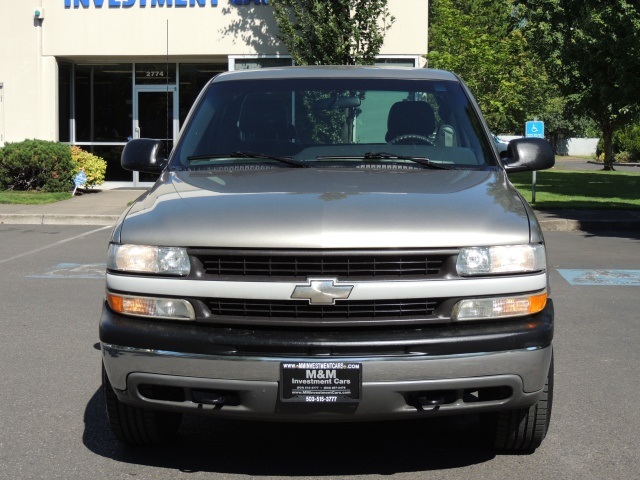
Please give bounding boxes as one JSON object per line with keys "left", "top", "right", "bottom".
{"left": 87, "top": 145, "right": 131, "bottom": 182}
{"left": 179, "top": 63, "right": 227, "bottom": 125}
{"left": 74, "top": 64, "right": 132, "bottom": 143}
{"left": 58, "top": 61, "right": 72, "bottom": 143}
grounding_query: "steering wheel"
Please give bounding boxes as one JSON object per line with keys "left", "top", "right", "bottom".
{"left": 388, "top": 134, "right": 434, "bottom": 145}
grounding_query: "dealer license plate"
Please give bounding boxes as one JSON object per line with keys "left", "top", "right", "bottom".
{"left": 280, "top": 362, "right": 362, "bottom": 403}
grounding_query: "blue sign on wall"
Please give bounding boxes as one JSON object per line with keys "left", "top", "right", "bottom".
{"left": 525, "top": 121, "right": 545, "bottom": 138}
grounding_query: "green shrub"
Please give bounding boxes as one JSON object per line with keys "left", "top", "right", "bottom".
{"left": 0, "top": 139, "right": 75, "bottom": 192}
{"left": 595, "top": 136, "right": 623, "bottom": 159}
{"left": 596, "top": 124, "right": 640, "bottom": 161}
{"left": 615, "top": 124, "right": 640, "bottom": 161}
{"left": 70, "top": 146, "right": 107, "bottom": 188}
{"left": 614, "top": 151, "right": 634, "bottom": 163}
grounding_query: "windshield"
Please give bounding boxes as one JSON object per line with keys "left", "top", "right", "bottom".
{"left": 171, "top": 77, "right": 496, "bottom": 169}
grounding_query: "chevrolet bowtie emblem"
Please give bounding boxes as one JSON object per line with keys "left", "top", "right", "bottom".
{"left": 291, "top": 279, "right": 354, "bottom": 305}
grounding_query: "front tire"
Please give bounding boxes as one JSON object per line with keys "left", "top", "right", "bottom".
{"left": 102, "top": 364, "right": 182, "bottom": 445}
{"left": 482, "top": 353, "right": 554, "bottom": 452}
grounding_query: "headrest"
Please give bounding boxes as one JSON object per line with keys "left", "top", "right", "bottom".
{"left": 385, "top": 101, "right": 436, "bottom": 142}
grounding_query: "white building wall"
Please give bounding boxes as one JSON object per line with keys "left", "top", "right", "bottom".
{"left": 0, "top": 1, "right": 58, "bottom": 142}
{"left": 43, "top": 1, "right": 286, "bottom": 58}
{"left": 556, "top": 138, "right": 599, "bottom": 157}
{"left": 383, "top": 0, "right": 428, "bottom": 65}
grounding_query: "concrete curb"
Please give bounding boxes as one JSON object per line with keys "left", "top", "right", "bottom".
{"left": 536, "top": 218, "right": 639, "bottom": 232}
{"left": 537, "top": 218, "right": 583, "bottom": 232}
{"left": 586, "top": 161, "right": 640, "bottom": 168}
{"left": 0, "top": 214, "right": 119, "bottom": 226}
{"left": 534, "top": 209, "right": 640, "bottom": 233}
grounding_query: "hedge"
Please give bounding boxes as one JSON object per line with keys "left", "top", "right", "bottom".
{"left": 70, "top": 146, "right": 107, "bottom": 188}
{"left": 0, "top": 141, "right": 108, "bottom": 191}
{"left": 0, "top": 139, "right": 75, "bottom": 192}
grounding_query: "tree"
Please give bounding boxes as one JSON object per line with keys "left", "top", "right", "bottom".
{"left": 515, "top": 0, "right": 640, "bottom": 170}
{"left": 427, "top": 0, "right": 558, "bottom": 135}
{"left": 270, "top": 0, "right": 395, "bottom": 66}
{"left": 535, "top": 93, "right": 599, "bottom": 153}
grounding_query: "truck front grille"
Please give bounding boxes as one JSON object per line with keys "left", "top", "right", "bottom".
{"left": 206, "top": 298, "right": 442, "bottom": 326}
{"left": 189, "top": 248, "right": 454, "bottom": 280}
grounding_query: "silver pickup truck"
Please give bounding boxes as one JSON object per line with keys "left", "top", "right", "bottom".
{"left": 100, "top": 66, "right": 555, "bottom": 451}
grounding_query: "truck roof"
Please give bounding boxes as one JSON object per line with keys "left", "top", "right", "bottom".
{"left": 212, "top": 66, "right": 460, "bottom": 83}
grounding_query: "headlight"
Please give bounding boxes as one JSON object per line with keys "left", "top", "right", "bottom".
{"left": 456, "top": 244, "right": 545, "bottom": 276}
{"left": 107, "top": 291, "right": 195, "bottom": 321}
{"left": 107, "top": 244, "right": 190, "bottom": 276}
{"left": 452, "top": 291, "right": 548, "bottom": 321}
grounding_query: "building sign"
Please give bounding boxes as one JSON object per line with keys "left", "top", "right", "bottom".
{"left": 135, "top": 63, "right": 177, "bottom": 83}
{"left": 64, "top": 0, "right": 268, "bottom": 8}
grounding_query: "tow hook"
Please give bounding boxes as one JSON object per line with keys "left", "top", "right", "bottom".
{"left": 409, "top": 393, "right": 446, "bottom": 411}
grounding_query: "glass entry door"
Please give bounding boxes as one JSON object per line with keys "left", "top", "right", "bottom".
{"left": 133, "top": 85, "right": 178, "bottom": 186}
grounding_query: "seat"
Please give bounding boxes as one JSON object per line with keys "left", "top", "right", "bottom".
{"left": 435, "top": 124, "right": 458, "bottom": 147}
{"left": 238, "top": 94, "right": 294, "bottom": 143}
{"left": 385, "top": 101, "right": 436, "bottom": 144}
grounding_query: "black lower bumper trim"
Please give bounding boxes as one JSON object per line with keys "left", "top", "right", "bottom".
{"left": 99, "top": 300, "right": 553, "bottom": 357}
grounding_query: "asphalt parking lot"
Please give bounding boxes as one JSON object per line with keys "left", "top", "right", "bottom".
{"left": 0, "top": 225, "right": 638, "bottom": 480}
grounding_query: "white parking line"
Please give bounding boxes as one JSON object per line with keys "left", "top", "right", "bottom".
{"left": 0, "top": 226, "right": 111, "bottom": 265}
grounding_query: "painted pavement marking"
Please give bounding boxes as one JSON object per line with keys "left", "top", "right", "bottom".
{"left": 27, "top": 263, "right": 106, "bottom": 279}
{"left": 557, "top": 269, "right": 640, "bottom": 286}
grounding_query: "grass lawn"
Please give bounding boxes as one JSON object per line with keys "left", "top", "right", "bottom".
{"left": 509, "top": 169, "right": 640, "bottom": 210}
{"left": 0, "top": 190, "right": 72, "bottom": 205}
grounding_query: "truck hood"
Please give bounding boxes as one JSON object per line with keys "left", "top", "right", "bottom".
{"left": 117, "top": 168, "right": 533, "bottom": 249}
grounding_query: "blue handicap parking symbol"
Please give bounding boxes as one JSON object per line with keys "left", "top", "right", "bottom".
{"left": 525, "top": 121, "right": 545, "bottom": 138}
{"left": 557, "top": 269, "right": 640, "bottom": 286}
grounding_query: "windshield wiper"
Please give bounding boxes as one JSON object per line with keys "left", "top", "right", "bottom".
{"left": 187, "top": 151, "right": 310, "bottom": 168}
{"left": 362, "top": 152, "right": 454, "bottom": 170}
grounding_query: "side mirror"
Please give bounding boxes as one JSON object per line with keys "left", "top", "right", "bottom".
{"left": 121, "top": 139, "right": 167, "bottom": 173}
{"left": 503, "top": 138, "right": 555, "bottom": 173}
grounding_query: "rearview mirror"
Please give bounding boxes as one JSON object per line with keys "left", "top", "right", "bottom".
{"left": 314, "top": 96, "right": 362, "bottom": 110}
